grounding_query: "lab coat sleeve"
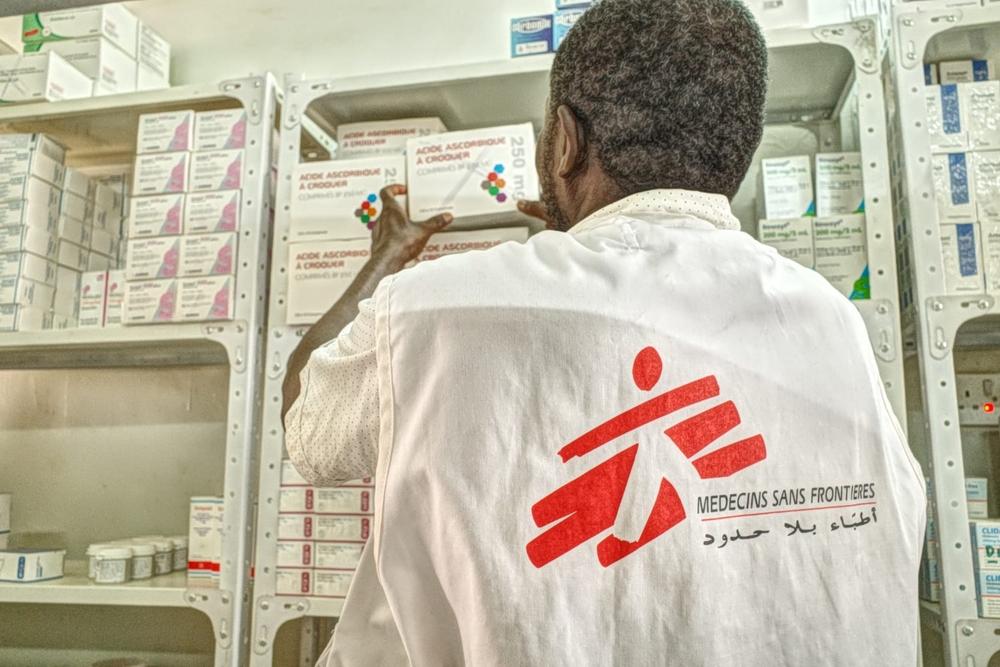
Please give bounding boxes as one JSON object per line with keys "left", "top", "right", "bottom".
{"left": 285, "top": 297, "right": 380, "bottom": 487}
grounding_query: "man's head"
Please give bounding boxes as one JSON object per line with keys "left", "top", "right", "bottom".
{"left": 537, "top": 0, "right": 768, "bottom": 231}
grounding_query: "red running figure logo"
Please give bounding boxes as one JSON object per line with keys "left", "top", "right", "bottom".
{"left": 526, "top": 347, "right": 768, "bottom": 568}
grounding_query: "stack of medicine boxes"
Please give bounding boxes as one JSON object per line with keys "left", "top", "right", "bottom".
{"left": 924, "top": 59, "right": 1000, "bottom": 298}
{"left": 757, "top": 152, "right": 870, "bottom": 301}
{"left": 123, "top": 109, "right": 246, "bottom": 325}
{"left": 20, "top": 3, "right": 170, "bottom": 96}
{"left": 277, "top": 461, "right": 373, "bottom": 598}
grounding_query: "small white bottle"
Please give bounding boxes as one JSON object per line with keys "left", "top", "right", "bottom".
{"left": 94, "top": 546, "right": 133, "bottom": 584}
{"left": 128, "top": 541, "right": 156, "bottom": 580}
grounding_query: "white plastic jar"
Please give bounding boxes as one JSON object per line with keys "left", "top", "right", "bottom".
{"left": 169, "top": 536, "right": 188, "bottom": 572}
{"left": 87, "top": 543, "right": 116, "bottom": 580}
{"left": 150, "top": 538, "right": 173, "bottom": 576}
{"left": 94, "top": 546, "right": 132, "bottom": 584}
{"left": 128, "top": 541, "right": 156, "bottom": 580}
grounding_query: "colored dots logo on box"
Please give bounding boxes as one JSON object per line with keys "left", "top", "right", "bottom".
{"left": 354, "top": 193, "right": 379, "bottom": 229}
{"left": 481, "top": 164, "right": 508, "bottom": 204}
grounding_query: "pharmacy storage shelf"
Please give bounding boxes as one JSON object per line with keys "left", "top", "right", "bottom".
{"left": 250, "top": 20, "right": 908, "bottom": 665}
{"left": 891, "top": 5, "right": 1000, "bottom": 666}
{"left": 0, "top": 75, "right": 279, "bottom": 667}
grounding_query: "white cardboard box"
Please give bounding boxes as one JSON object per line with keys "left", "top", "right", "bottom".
{"left": 275, "top": 568, "right": 312, "bottom": 596}
{"left": 759, "top": 155, "right": 815, "bottom": 219}
{"left": 194, "top": 110, "right": 247, "bottom": 151}
{"left": 939, "top": 59, "right": 993, "bottom": 84}
{"left": 128, "top": 193, "right": 184, "bottom": 237}
{"left": 940, "top": 223, "right": 985, "bottom": 294}
{"left": 56, "top": 239, "right": 88, "bottom": 271}
{"left": 973, "top": 152, "right": 1000, "bottom": 222}
{"left": 406, "top": 123, "right": 539, "bottom": 223}
{"left": 52, "top": 266, "right": 79, "bottom": 318}
{"left": 0, "top": 180, "right": 60, "bottom": 232}
{"left": 759, "top": 218, "right": 815, "bottom": 268}
{"left": 136, "top": 111, "right": 193, "bottom": 154}
{"left": 286, "top": 239, "right": 371, "bottom": 326}
{"left": 313, "top": 488, "right": 373, "bottom": 515}
{"left": 280, "top": 460, "right": 309, "bottom": 487}
{"left": 336, "top": 117, "right": 447, "bottom": 159}
{"left": 0, "top": 52, "right": 92, "bottom": 103}
{"left": 277, "top": 515, "right": 371, "bottom": 542}
{"left": 187, "top": 496, "right": 224, "bottom": 587}
{"left": 0, "top": 252, "right": 57, "bottom": 285}
{"left": 963, "top": 82, "right": 1000, "bottom": 150}
{"left": 289, "top": 156, "right": 405, "bottom": 242}
{"left": 984, "top": 222, "right": 1000, "bottom": 294}
{"left": 23, "top": 4, "right": 139, "bottom": 57}
{"left": 0, "top": 548, "right": 65, "bottom": 582}
{"left": 276, "top": 541, "right": 314, "bottom": 568}
{"left": 189, "top": 149, "right": 243, "bottom": 192}
{"left": 26, "top": 36, "right": 136, "bottom": 96}
{"left": 177, "top": 276, "right": 234, "bottom": 322}
{"left": 815, "top": 152, "right": 865, "bottom": 216}
{"left": 62, "top": 167, "right": 92, "bottom": 199}
{"left": 123, "top": 278, "right": 177, "bottom": 324}
{"left": 927, "top": 84, "right": 969, "bottom": 152}
{"left": 412, "top": 228, "right": 529, "bottom": 263}
{"left": 126, "top": 236, "right": 179, "bottom": 280}
{"left": 0, "top": 151, "right": 66, "bottom": 195}
{"left": 314, "top": 542, "right": 364, "bottom": 570}
{"left": 0, "top": 225, "right": 57, "bottom": 259}
{"left": 105, "top": 269, "right": 124, "bottom": 326}
{"left": 59, "top": 191, "right": 88, "bottom": 224}
{"left": 813, "top": 214, "right": 869, "bottom": 301}
{"left": 57, "top": 215, "right": 90, "bottom": 247}
{"left": 925, "top": 63, "right": 939, "bottom": 86}
{"left": 136, "top": 22, "right": 170, "bottom": 91}
{"left": 933, "top": 152, "right": 977, "bottom": 222}
{"left": 0, "top": 275, "right": 54, "bottom": 308}
{"left": 78, "top": 270, "right": 108, "bottom": 328}
{"left": 314, "top": 570, "right": 354, "bottom": 598}
{"left": 184, "top": 190, "right": 240, "bottom": 234}
{"left": 133, "top": 152, "right": 189, "bottom": 195}
{"left": 0, "top": 304, "right": 51, "bottom": 331}
{"left": 179, "top": 232, "right": 236, "bottom": 276}
{"left": 0, "top": 133, "right": 65, "bottom": 162}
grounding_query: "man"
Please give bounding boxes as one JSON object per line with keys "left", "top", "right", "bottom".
{"left": 284, "top": 0, "right": 925, "bottom": 664}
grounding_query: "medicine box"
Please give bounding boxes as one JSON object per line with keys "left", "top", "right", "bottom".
{"left": 759, "top": 156, "right": 815, "bottom": 219}
{"left": 314, "top": 571, "right": 354, "bottom": 598}
{"left": 289, "top": 156, "right": 405, "bottom": 242}
{"left": 555, "top": 0, "right": 592, "bottom": 7}
{"left": 276, "top": 568, "right": 312, "bottom": 596}
{"left": 25, "top": 36, "right": 136, "bottom": 96}
{"left": 974, "top": 152, "right": 1000, "bottom": 222}
{"left": 0, "top": 252, "right": 56, "bottom": 285}
{"left": 23, "top": 4, "right": 139, "bottom": 57}
{"left": 939, "top": 59, "right": 992, "bottom": 84}
{"left": 963, "top": 82, "right": 1000, "bottom": 150}
{"left": 123, "top": 278, "right": 177, "bottom": 324}
{"left": 136, "top": 111, "right": 193, "bottom": 154}
{"left": 816, "top": 152, "right": 865, "bottom": 216}
{"left": 126, "top": 236, "right": 179, "bottom": 279}
{"left": 406, "top": 123, "right": 540, "bottom": 223}
{"left": 78, "top": 270, "right": 108, "bottom": 328}
{"left": 0, "top": 133, "right": 65, "bottom": 162}
{"left": 758, "top": 218, "right": 815, "bottom": 268}
{"left": 105, "top": 269, "right": 124, "bottom": 326}
{"left": 926, "top": 85, "right": 968, "bottom": 152}
{"left": 194, "top": 110, "right": 247, "bottom": 151}
{"left": 940, "top": 223, "right": 985, "bottom": 294}
{"left": 176, "top": 276, "right": 234, "bottom": 322}
{"left": 133, "top": 151, "right": 189, "bottom": 195}
{"left": 129, "top": 193, "right": 184, "bottom": 237}
{"left": 277, "top": 515, "right": 371, "bottom": 542}
{"left": 136, "top": 22, "right": 170, "bottom": 91}
{"left": 58, "top": 216, "right": 90, "bottom": 249}
{"left": 925, "top": 63, "right": 939, "bottom": 86}
{"left": 0, "top": 52, "right": 93, "bottom": 104}
{"left": 56, "top": 239, "right": 88, "bottom": 272}
{"left": 188, "top": 496, "right": 224, "bottom": 587}
{"left": 414, "top": 228, "right": 530, "bottom": 263}
{"left": 286, "top": 239, "right": 371, "bottom": 326}
{"left": 189, "top": 149, "right": 243, "bottom": 192}
{"left": 511, "top": 15, "right": 553, "bottom": 57}
{"left": 184, "top": 190, "right": 240, "bottom": 234}
{"left": 312, "top": 488, "right": 372, "bottom": 515}
{"left": 968, "top": 478, "right": 990, "bottom": 520}
{"left": 336, "top": 117, "right": 446, "bottom": 159}
{"left": 281, "top": 460, "right": 309, "bottom": 487}
{"left": 52, "top": 267, "right": 79, "bottom": 318}
{"left": 277, "top": 541, "right": 313, "bottom": 568}
{"left": 0, "top": 304, "right": 51, "bottom": 331}
{"left": 933, "top": 153, "right": 977, "bottom": 222}
{"left": 314, "top": 542, "right": 364, "bottom": 570}
{"left": 0, "top": 225, "right": 57, "bottom": 259}
{"left": 553, "top": 8, "right": 585, "bottom": 50}
{"left": 971, "top": 520, "right": 1000, "bottom": 570}
{"left": 62, "top": 167, "right": 92, "bottom": 199}
{"left": 813, "top": 214, "right": 870, "bottom": 301}
{"left": 0, "top": 275, "right": 54, "bottom": 308}
{"left": 0, "top": 150, "right": 66, "bottom": 195}
{"left": 59, "top": 191, "right": 88, "bottom": 224}
{"left": 0, "top": 548, "right": 66, "bottom": 582}
{"left": 0, "top": 181, "right": 60, "bottom": 232}
{"left": 984, "top": 222, "right": 1000, "bottom": 294}
{"left": 977, "top": 571, "right": 1000, "bottom": 618}
{"left": 180, "top": 232, "right": 236, "bottom": 277}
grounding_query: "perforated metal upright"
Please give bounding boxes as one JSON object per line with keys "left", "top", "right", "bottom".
{"left": 889, "top": 4, "right": 1000, "bottom": 665}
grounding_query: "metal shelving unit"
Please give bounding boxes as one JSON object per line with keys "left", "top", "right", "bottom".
{"left": 889, "top": 4, "right": 1000, "bottom": 665}
{"left": 250, "top": 18, "right": 908, "bottom": 664}
{"left": 0, "top": 74, "right": 280, "bottom": 667}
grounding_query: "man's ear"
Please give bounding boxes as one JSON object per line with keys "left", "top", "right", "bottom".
{"left": 555, "top": 104, "right": 588, "bottom": 178}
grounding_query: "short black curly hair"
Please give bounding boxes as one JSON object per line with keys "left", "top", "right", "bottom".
{"left": 550, "top": 0, "right": 768, "bottom": 199}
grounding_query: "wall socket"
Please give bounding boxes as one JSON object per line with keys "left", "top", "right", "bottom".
{"left": 956, "top": 374, "right": 1000, "bottom": 427}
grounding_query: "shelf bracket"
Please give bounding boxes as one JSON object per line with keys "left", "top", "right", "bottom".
{"left": 186, "top": 587, "right": 236, "bottom": 650}
{"left": 869, "top": 299, "right": 899, "bottom": 363}
{"left": 896, "top": 8, "right": 965, "bottom": 71}
{"left": 219, "top": 76, "right": 269, "bottom": 127}
{"left": 924, "top": 295, "right": 996, "bottom": 360}
{"left": 954, "top": 617, "right": 1000, "bottom": 665}
{"left": 253, "top": 595, "right": 314, "bottom": 656}
{"left": 814, "top": 18, "right": 879, "bottom": 75}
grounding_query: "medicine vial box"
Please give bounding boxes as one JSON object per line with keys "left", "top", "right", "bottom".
{"left": 179, "top": 232, "right": 236, "bottom": 277}
{"left": 939, "top": 59, "right": 993, "bottom": 84}
{"left": 78, "top": 270, "right": 109, "bottom": 328}
{"left": 973, "top": 152, "right": 1000, "bottom": 222}
{"left": 188, "top": 496, "right": 224, "bottom": 587}
{"left": 815, "top": 153, "right": 865, "bottom": 216}
{"left": 62, "top": 167, "right": 92, "bottom": 199}
{"left": 0, "top": 252, "right": 57, "bottom": 285}
{"left": 289, "top": 156, "right": 405, "bottom": 242}
{"left": 126, "top": 236, "right": 180, "bottom": 279}
{"left": 129, "top": 193, "right": 184, "bottom": 237}
{"left": 813, "top": 214, "right": 869, "bottom": 301}
{"left": 277, "top": 541, "right": 313, "bottom": 568}
{"left": 22, "top": 4, "right": 139, "bottom": 57}
{"left": 314, "top": 542, "right": 364, "bottom": 570}
{"left": 0, "top": 182, "right": 60, "bottom": 232}
{"left": 0, "top": 548, "right": 66, "bottom": 582}
{"left": 25, "top": 36, "right": 136, "bottom": 96}
{"left": 0, "top": 226, "right": 57, "bottom": 259}
{"left": 277, "top": 515, "right": 372, "bottom": 542}
{"left": 56, "top": 239, "right": 88, "bottom": 272}
{"left": 105, "top": 270, "right": 125, "bottom": 326}
{"left": 0, "top": 52, "right": 93, "bottom": 103}
{"left": 184, "top": 190, "right": 240, "bottom": 234}
{"left": 314, "top": 571, "right": 354, "bottom": 598}
{"left": 123, "top": 278, "right": 177, "bottom": 324}
{"left": 510, "top": 15, "right": 553, "bottom": 57}
{"left": 758, "top": 156, "right": 815, "bottom": 219}
{"left": 963, "top": 82, "right": 1000, "bottom": 150}
{"left": 940, "top": 223, "right": 985, "bottom": 294}
{"left": 933, "top": 153, "right": 977, "bottom": 222}
{"left": 189, "top": 149, "right": 243, "bottom": 192}
{"left": 176, "top": 276, "right": 234, "bottom": 322}
{"left": 0, "top": 275, "right": 54, "bottom": 308}
{"left": 58, "top": 214, "right": 91, "bottom": 247}
{"left": 136, "top": 22, "right": 170, "bottom": 91}
{"left": 335, "top": 117, "right": 446, "bottom": 159}
{"left": 52, "top": 266, "right": 79, "bottom": 317}
{"left": 133, "top": 152, "right": 189, "bottom": 195}
{"left": 59, "top": 191, "right": 88, "bottom": 224}
{"left": 926, "top": 85, "right": 968, "bottom": 152}
{"left": 276, "top": 568, "right": 312, "bottom": 596}
{"left": 194, "top": 110, "right": 247, "bottom": 151}
{"left": 136, "top": 111, "right": 194, "bottom": 154}
{"left": 406, "top": 123, "right": 540, "bottom": 223}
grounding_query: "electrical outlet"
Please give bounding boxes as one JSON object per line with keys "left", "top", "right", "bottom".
{"left": 956, "top": 374, "right": 1000, "bottom": 427}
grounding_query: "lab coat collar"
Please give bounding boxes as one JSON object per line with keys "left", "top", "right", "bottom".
{"left": 569, "top": 189, "right": 742, "bottom": 236}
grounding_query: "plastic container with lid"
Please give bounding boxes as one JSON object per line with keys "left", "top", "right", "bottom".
{"left": 169, "top": 536, "right": 188, "bottom": 572}
{"left": 150, "top": 538, "right": 173, "bottom": 575}
{"left": 128, "top": 541, "right": 156, "bottom": 580}
{"left": 86, "top": 543, "right": 117, "bottom": 580}
{"left": 94, "top": 546, "right": 132, "bottom": 584}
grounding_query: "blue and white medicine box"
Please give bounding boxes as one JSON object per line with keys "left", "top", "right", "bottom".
{"left": 554, "top": 8, "right": 586, "bottom": 50}
{"left": 555, "top": 0, "right": 592, "bottom": 8}
{"left": 927, "top": 84, "right": 969, "bottom": 152}
{"left": 971, "top": 520, "right": 1000, "bottom": 570}
{"left": 511, "top": 15, "right": 553, "bottom": 58}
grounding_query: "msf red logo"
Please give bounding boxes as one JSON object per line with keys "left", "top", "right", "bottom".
{"left": 526, "top": 347, "right": 767, "bottom": 568}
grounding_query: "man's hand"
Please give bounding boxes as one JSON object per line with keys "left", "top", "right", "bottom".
{"left": 372, "top": 184, "right": 453, "bottom": 271}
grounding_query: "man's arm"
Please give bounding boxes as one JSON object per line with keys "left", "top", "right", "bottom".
{"left": 281, "top": 183, "right": 452, "bottom": 422}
